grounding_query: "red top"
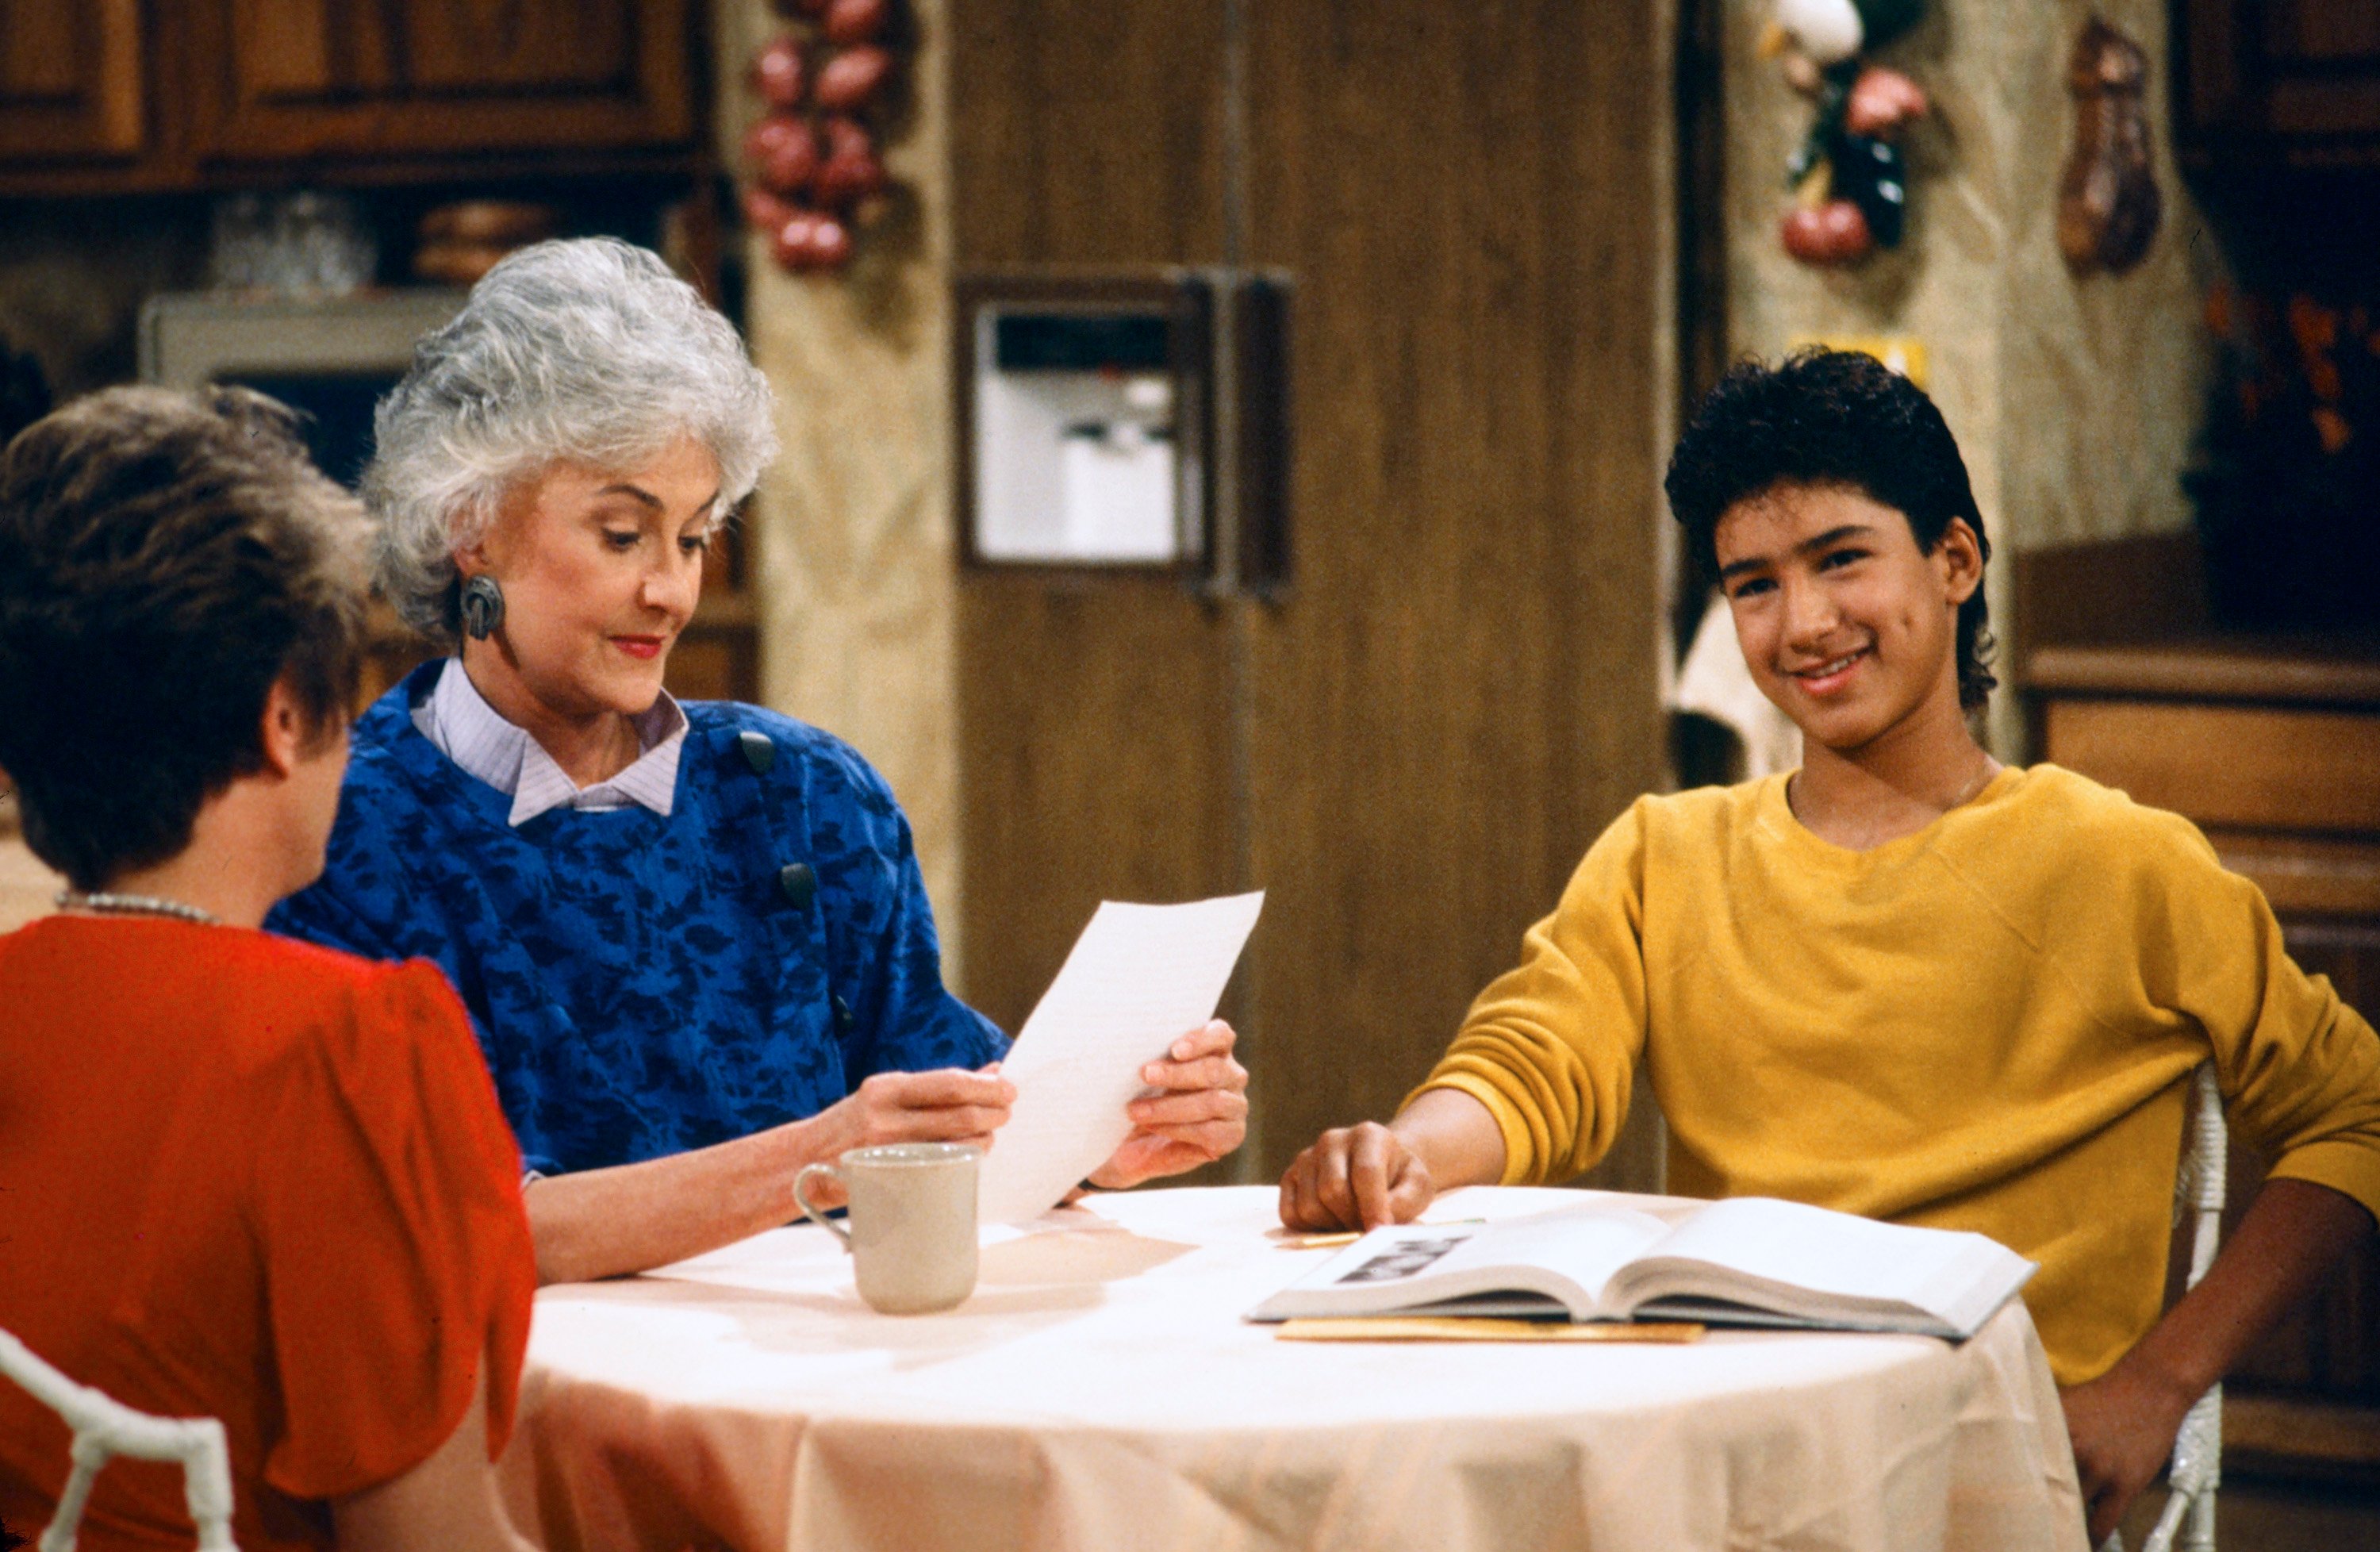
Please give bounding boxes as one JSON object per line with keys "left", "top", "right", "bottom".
{"left": 0, "top": 918, "right": 536, "bottom": 1550}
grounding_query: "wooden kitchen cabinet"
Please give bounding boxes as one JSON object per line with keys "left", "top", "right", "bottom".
{"left": 2177, "top": 0, "right": 2380, "bottom": 163}
{"left": 0, "top": 0, "right": 701, "bottom": 192}
{"left": 0, "top": 0, "right": 144, "bottom": 165}
{"left": 187, "top": 0, "right": 697, "bottom": 167}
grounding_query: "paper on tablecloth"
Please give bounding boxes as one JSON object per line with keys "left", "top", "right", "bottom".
{"left": 977, "top": 893, "right": 1263, "bottom": 1224}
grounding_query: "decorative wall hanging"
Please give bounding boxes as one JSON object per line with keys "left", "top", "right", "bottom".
{"left": 740, "top": 0, "right": 902, "bottom": 275}
{"left": 2057, "top": 17, "right": 2161, "bottom": 276}
{"left": 1763, "top": 0, "right": 1928, "bottom": 268}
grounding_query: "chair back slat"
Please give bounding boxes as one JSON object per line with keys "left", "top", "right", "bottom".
{"left": 0, "top": 1328, "right": 238, "bottom": 1551}
{"left": 2138, "top": 1063, "right": 2228, "bottom": 1552}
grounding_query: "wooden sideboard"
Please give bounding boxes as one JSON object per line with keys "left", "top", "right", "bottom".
{"left": 2028, "top": 635, "right": 2380, "bottom": 1481}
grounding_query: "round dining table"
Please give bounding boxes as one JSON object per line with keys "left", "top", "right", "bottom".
{"left": 501, "top": 1185, "right": 2089, "bottom": 1552}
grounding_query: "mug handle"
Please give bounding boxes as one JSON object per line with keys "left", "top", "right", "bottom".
{"left": 793, "top": 1162, "right": 852, "bottom": 1250}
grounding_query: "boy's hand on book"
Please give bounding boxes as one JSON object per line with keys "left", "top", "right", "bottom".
{"left": 2058, "top": 1358, "right": 2196, "bottom": 1543}
{"left": 1278, "top": 1121, "right": 1436, "bottom": 1231}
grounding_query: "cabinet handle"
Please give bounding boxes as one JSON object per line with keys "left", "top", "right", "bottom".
{"left": 1231, "top": 272, "right": 1293, "bottom": 600}
{"left": 1171, "top": 272, "right": 1219, "bottom": 578}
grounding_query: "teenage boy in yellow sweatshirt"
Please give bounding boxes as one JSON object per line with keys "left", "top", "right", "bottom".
{"left": 1278, "top": 350, "right": 2380, "bottom": 1542}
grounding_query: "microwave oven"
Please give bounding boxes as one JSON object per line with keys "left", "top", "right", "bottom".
{"left": 138, "top": 290, "right": 466, "bottom": 488}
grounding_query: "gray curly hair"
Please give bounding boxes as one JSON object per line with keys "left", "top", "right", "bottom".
{"left": 367, "top": 236, "right": 778, "bottom": 640}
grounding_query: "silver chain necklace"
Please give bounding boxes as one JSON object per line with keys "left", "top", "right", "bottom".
{"left": 55, "top": 889, "right": 221, "bottom": 927}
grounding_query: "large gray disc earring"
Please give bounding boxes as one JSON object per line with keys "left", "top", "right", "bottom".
{"left": 459, "top": 575, "right": 506, "bottom": 640}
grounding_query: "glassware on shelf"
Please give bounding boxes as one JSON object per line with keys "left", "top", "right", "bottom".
{"left": 209, "top": 191, "right": 378, "bottom": 297}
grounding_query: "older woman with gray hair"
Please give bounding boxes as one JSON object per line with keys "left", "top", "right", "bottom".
{"left": 270, "top": 238, "right": 1248, "bottom": 1283}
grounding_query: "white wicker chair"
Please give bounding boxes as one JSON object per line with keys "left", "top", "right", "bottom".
{"left": 2103, "top": 1062, "right": 2227, "bottom": 1552}
{"left": 0, "top": 1327, "right": 236, "bottom": 1551}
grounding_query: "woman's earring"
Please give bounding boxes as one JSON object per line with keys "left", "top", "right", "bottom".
{"left": 459, "top": 575, "right": 506, "bottom": 640}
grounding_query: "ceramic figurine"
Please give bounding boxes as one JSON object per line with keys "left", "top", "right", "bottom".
{"left": 1765, "top": 0, "right": 1927, "bottom": 267}
{"left": 2058, "top": 17, "right": 2162, "bottom": 275}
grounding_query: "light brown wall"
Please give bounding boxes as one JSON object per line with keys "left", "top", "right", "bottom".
{"left": 1722, "top": 0, "right": 2217, "bottom": 753}
{"left": 714, "top": 0, "right": 967, "bottom": 970}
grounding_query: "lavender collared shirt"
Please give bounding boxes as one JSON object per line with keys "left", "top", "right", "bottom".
{"left": 413, "top": 658, "right": 688, "bottom": 826}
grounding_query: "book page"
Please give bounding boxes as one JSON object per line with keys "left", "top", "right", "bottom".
{"left": 976, "top": 893, "right": 1264, "bottom": 1224}
{"left": 1614, "top": 1197, "right": 2031, "bottom": 1332}
{"left": 1443, "top": 1208, "right": 1673, "bottom": 1306}
{"left": 1247, "top": 1204, "right": 1672, "bottom": 1320}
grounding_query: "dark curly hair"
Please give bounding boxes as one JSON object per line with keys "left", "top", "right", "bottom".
{"left": 0, "top": 386, "right": 370, "bottom": 889}
{"left": 1665, "top": 349, "right": 1997, "bottom": 710}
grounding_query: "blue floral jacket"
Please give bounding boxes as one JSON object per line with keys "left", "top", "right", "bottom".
{"left": 267, "top": 663, "right": 1006, "bottom": 1175}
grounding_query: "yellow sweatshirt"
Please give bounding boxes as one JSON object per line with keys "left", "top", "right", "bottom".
{"left": 1417, "top": 764, "right": 2380, "bottom": 1385}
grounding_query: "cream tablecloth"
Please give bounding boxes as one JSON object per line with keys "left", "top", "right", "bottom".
{"left": 504, "top": 1185, "right": 2088, "bottom": 1552}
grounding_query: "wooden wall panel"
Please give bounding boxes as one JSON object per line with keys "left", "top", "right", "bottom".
{"left": 949, "top": 0, "right": 1227, "bottom": 270}
{"left": 1239, "top": 0, "right": 1668, "bottom": 1172}
{"left": 948, "top": 0, "right": 1238, "bottom": 1038}
{"left": 953, "top": 574, "right": 1243, "bottom": 1038}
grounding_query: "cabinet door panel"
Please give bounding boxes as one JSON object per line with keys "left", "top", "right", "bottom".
{"left": 0, "top": 0, "right": 142, "bottom": 163}
{"left": 2180, "top": 0, "right": 2380, "bottom": 148}
{"left": 2265, "top": 1, "right": 2380, "bottom": 61}
{"left": 229, "top": 0, "right": 348, "bottom": 97}
{"left": 405, "top": 2, "right": 637, "bottom": 91}
{"left": 192, "top": 0, "right": 693, "bottom": 163}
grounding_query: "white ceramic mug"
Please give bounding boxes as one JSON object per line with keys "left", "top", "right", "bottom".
{"left": 794, "top": 1143, "right": 982, "bottom": 1314}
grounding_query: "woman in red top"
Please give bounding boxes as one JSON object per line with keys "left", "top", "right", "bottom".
{"left": 0, "top": 387, "right": 537, "bottom": 1551}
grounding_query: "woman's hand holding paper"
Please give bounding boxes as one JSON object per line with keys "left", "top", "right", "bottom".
{"left": 821, "top": 1066, "right": 1017, "bottom": 1152}
{"left": 795, "top": 1067, "right": 1018, "bottom": 1209}
{"left": 1087, "top": 1020, "right": 1250, "bottom": 1189}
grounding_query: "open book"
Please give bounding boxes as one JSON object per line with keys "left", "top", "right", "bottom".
{"left": 1248, "top": 1196, "right": 2034, "bottom": 1340}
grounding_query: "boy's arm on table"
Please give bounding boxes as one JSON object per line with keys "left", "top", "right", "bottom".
{"left": 2062, "top": 1179, "right": 2377, "bottom": 1545}
{"left": 1278, "top": 1087, "right": 1508, "bottom": 1230}
{"left": 1280, "top": 812, "right": 1655, "bottom": 1231}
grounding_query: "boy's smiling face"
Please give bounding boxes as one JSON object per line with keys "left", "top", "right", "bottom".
{"left": 1714, "top": 481, "right": 1983, "bottom": 756}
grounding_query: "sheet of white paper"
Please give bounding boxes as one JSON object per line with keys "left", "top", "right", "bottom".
{"left": 977, "top": 892, "right": 1264, "bottom": 1224}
